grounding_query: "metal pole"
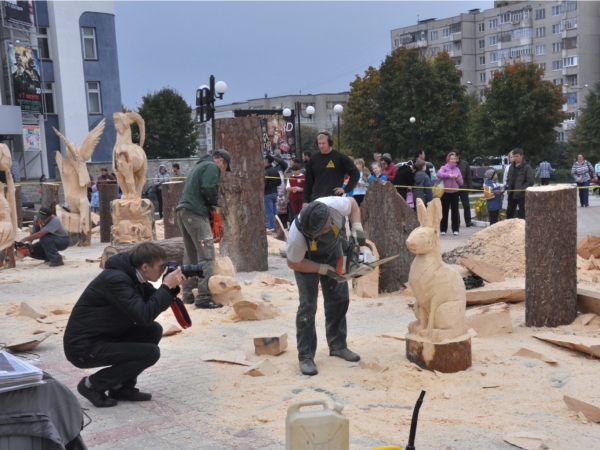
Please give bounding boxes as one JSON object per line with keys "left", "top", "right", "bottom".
{"left": 411, "top": 123, "right": 415, "bottom": 150}
{"left": 296, "top": 102, "right": 302, "bottom": 153}
{"left": 210, "top": 75, "right": 216, "bottom": 153}
{"left": 337, "top": 116, "right": 341, "bottom": 151}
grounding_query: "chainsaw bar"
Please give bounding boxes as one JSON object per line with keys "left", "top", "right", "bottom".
{"left": 334, "top": 254, "right": 401, "bottom": 282}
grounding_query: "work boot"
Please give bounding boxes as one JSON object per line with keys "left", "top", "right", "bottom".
{"left": 195, "top": 299, "right": 223, "bottom": 309}
{"left": 299, "top": 358, "right": 318, "bottom": 376}
{"left": 77, "top": 377, "right": 117, "bottom": 408}
{"left": 330, "top": 348, "right": 360, "bottom": 362}
{"left": 49, "top": 259, "right": 64, "bottom": 267}
{"left": 108, "top": 386, "right": 152, "bottom": 401}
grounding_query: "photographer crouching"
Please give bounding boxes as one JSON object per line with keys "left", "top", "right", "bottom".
{"left": 63, "top": 242, "right": 191, "bottom": 408}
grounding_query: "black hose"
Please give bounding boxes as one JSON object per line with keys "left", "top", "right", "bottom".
{"left": 405, "top": 390, "right": 426, "bottom": 450}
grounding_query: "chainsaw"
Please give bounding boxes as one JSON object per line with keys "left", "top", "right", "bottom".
{"left": 14, "top": 242, "right": 32, "bottom": 259}
{"left": 331, "top": 236, "right": 400, "bottom": 283}
{"left": 210, "top": 209, "right": 224, "bottom": 244}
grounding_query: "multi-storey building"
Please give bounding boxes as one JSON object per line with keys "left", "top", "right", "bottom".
{"left": 390, "top": 1, "right": 600, "bottom": 141}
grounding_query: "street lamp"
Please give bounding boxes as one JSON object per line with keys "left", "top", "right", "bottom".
{"left": 466, "top": 81, "right": 484, "bottom": 101}
{"left": 283, "top": 102, "right": 314, "bottom": 154}
{"left": 196, "top": 75, "right": 227, "bottom": 153}
{"left": 334, "top": 104, "right": 343, "bottom": 151}
{"left": 409, "top": 116, "right": 416, "bottom": 150}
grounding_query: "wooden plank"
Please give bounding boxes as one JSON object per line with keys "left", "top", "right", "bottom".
{"left": 533, "top": 332, "right": 600, "bottom": 358}
{"left": 459, "top": 258, "right": 505, "bottom": 282}
{"left": 577, "top": 287, "right": 600, "bottom": 316}
{"left": 465, "top": 302, "right": 513, "bottom": 337}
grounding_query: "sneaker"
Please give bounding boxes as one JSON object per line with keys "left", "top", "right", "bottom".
{"left": 77, "top": 377, "right": 117, "bottom": 408}
{"left": 49, "top": 260, "right": 64, "bottom": 267}
{"left": 453, "top": 231, "right": 459, "bottom": 235}
{"left": 195, "top": 299, "right": 223, "bottom": 309}
{"left": 108, "top": 386, "right": 152, "bottom": 402}
{"left": 440, "top": 232, "right": 446, "bottom": 235}
{"left": 330, "top": 348, "right": 361, "bottom": 362}
{"left": 299, "top": 358, "right": 318, "bottom": 376}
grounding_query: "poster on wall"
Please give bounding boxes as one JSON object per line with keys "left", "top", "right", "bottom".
{"left": 4, "top": 1, "right": 35, "bottom": 27}
{"left": 234, "top": 110, "right": 297, "bottom": 159}
{"left": 8, "top": 43, "right": 42, "bottom": 112}
{"left": 23, "top": 125, "right": 41, "bottom": 152}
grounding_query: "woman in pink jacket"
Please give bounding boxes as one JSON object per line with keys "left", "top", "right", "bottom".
{"left": 437, "top": 151, "right": 464, "bottom": 235}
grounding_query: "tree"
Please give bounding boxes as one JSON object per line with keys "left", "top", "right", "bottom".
{"left": 298, "top": 125, "right": 320, "bottom": 156}
{"left": 135, "top": 87, "right": 199, "bottom": 159}
{"left": 472, "top": 62, "right": 566, "bottom": 163}
{"left": 568, "top": 80, "right": 600, "bottom": 163}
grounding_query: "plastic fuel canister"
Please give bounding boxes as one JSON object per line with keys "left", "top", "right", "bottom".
{"left": 285, "top": 400, "right": 349, "bottom": 450}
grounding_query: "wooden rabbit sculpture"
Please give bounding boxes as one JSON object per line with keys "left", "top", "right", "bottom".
{"left": 406, "top": 198, "right": 468, "bottom": 342}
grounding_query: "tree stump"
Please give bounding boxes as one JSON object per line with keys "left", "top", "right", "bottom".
{"left": 525, "top": 185, "right": 577, "bottom": 327}
{"left": 41, "top": 183, "right": 60, "bottom": 214}
{"left": 101, "top": 237, "right": 184, "bottom": 268}
{"left": 361, "top": 179, "right": 419, "bottom": 292}
{"left": 14, "top": 184, "right": 22, "bottom": 229}
{"left": 98, "top": 183, "right": 118, "bottom": 243}
{"left": 215, "top": 116, "right": 268, "bottom": 272}
{"left": 110, "top": 199, "right": 155, "bottom": 245}
{"left": 162, "top": 181, "right": 185, "bottom": 239}
{"left": 405, "top": 334, "right": 472, "bottom": 373}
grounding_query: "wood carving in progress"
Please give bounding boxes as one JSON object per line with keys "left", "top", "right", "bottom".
{"left": 0, "top": 183, "right": 14, "bottom": 252}
{"left": 404, "top": 198, "right": 471, "bottom": 372}
{"left": 53, "top": 119, "right": 106, "bottom": 246}
{"left": 0, "top": 144, "right": 18, "bottom": 244}
{"left": 112, "top": 112, "right": 147, "bottom": 199}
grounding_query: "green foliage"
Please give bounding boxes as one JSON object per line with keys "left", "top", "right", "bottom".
{"left": 135, "top": 87, "right": 199, "bottom": 159}
{"left": 568, "top": 80, "right": 600, "bottom": 163}
{"left": 298, "top": 125, "right": 320, "bottom": 155}
{"left": 472, "top": 62, "right": 566, "bottom": 162}
{"left": 474, "top": 196, "right": 506, "bottom": 222}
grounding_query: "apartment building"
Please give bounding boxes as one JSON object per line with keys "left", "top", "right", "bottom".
{"left": 390, "top": 1, "right": 600, "bottom": 141}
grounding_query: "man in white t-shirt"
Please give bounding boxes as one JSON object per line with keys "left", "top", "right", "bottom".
{"left": 286, "top": 196, "right": 366, "bottom": 376}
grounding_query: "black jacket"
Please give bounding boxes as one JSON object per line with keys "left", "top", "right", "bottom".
{"left": 508, "top": 161, "right": 535, "bottom": 200}
{"left": 457, "top": 160, "right": 473, "bottom": 189}
{"left": 393, "top": 164, "right": 415, "bottom": 200}
{"left": 63, "top": 252, "right": 173, "bottom": 361}
{"left": 264, "top": 165, "right": 282, "bottom": 195}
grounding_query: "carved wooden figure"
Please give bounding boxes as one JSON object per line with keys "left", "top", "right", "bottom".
{"left": 404, "top": 198, "right": 471, "bottom": 373}
{"left": 112, "top": 112, "right": 147, "bottom": 199}
{"left": 0, "top": 144, "right": 18, "bottom": 244}
{"left": 53, "top": 119, "right": 106, "bottom": 246}
{"left": 0, "top": 183, "right": 14, "bottom": 252}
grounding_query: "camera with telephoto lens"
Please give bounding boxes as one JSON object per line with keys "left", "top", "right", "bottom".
{"left": 165, "top": 260, "right": 205, "bottom": 278}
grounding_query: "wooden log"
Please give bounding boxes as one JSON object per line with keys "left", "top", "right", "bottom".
{"left": 525, "top": 186, "right": 577, "bottom": 327}
{"left": 98, "top": 182, "right": 118, "bottom": 243}
{"left": 361, "top": 178, "right": 419, "bottom": 292}
{"left": 41, "top": 183, "right": 60, "bottom": 214}
{"left": 100, "top": 237, "right": 184, "bottom": 269}
{"left": 215, "top": 116, "right": 268, "bottom": 272}
{"left": 352, "top": 239, "right": 380, "bottom": 298}
{"left": 459, "top": 258, "right": 505, "bottom": 282}
{"left": 162, "top": 181, "right": 185, "bottom": 239}
{"left": 110, "top": 199, "right": 155, "bottom": 245}
{"left": 577, "top": 287, "right": 600, "bottom": 315}
{"left": 465, "top": 302, "right": 513, "bottom": 337}
{"left": 405, "top": 333, "right": 472, "bottom": 373}
{"left": 14, "top": 184, "right": 22, "bottom": 229}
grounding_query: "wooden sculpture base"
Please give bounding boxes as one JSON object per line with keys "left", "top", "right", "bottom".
{"left": 110, "top": 199, "right": 156, "bottom": 245}
{"left": 56, "top": 205, "right": 91, "bottom": 247}
{"left": 405, "top": 333, "right": 472, "bottom": 373}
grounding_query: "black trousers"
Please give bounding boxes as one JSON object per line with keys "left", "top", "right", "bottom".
{"left": 506, "top": 197, "right": 525, "bottom": 219}
{"left": 30, "top": 234, "right": 70, "bottom": 263}
{"left": 156, "top": 190, "right": 163, "bottom": 218}
{"left": 440, "top": 191, "right": 460, "bottom": 233}
{"left": 67, "top": 322, "right": 163, "bottom": 392}
{"left": 541, "top": 178, "right": 550, "bottom": 186}
{"left": 458, "top": 190, "right": 472, "bottom": 225}
{"left": 489, "top": 209, "right": 500, "bottom": 225}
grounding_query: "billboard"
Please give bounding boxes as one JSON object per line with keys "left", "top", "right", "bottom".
{"left": 8, "top": 43, "right": 42, "bottom": 113}
{"left": 23, "top": 125, "right": 41, "bottom": 152}
{"left": 4, "top": 1, "right": 34, "bottom": 27}
{"left": 234, "top": 110, "right": 297, "bottom": 159}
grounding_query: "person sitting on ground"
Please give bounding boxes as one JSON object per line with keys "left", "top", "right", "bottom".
{"left": 20, "top": 206, "right": 70, "bottom": 267}
{"left": 63, "top": 242, "right": 186, "bottom": 408}
{"left": 483, "top": 169, "right": 503, "bottom": 225}
{"left": 367, "top": 162, "right": 387, "bottom": 183}
{"left": 412, "top": 159, "right": 432, "bottom": 207}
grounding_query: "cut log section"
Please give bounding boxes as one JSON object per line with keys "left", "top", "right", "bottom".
{"left": 466, "top": 278, "right": 525, "bottom": 305}
{"left": 41, "top": 183, "right": 60, "bottom": 214}
{"left": 162, "top": 181, "right": 185, "bottom": 239}
{"left": 254, "top": 334, "right": 288, "bottom": 356}
{"left": 233, "top": 299, "right": 275, "bottom": 320}
{"left": 405, "top": 333, "right": 471, "bottom": 373}
{"left": 525, "top": 186, "right": 577, "bottom": 327}
{"left": 100, "top": 237, "right": 184, "bottom": 268}
{"left": 98, "top": 183, "right": 119, "bottom": 243}
{"left": 465, "top": 302, "right": 513, "bottom": 337}
{"left": 352, "top": 239, "right": 380, "bottom": 299}
{"left": 533, "top": 332, "right": 600, "bottom": 358}
{"left": 14, "top": 184, "right": 23, "bottom": 229}
{"left": 459, "top": 258, "right": 505, "bottom": 282}
{"left": 577, "top": 287, "right": 600, "bottom": 316}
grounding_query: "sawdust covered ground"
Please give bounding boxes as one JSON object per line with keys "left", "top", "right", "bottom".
{"left": 2, "top": 229, "right": 600, "bottom": 448}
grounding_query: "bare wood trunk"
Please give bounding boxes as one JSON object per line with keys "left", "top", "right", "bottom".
{"left": 98, "top": 183, "right": 118, "bottom": 243}
{"left": 215, "top": 116, "right": 268, "bottom": 272}
{"left": 361, "top": 179, "right": 420, "bottom": 292}
{"left": 525, "top": 186, "right": 577, "bottom": 327}
{"left": 162, "top": 181, "right": 185, "bottom": 239}
{"left": 100, "top": 237, "right": 184, "bottom": 268}
{"left": 41, "top": 183, "right": 60, "bottom": 214}
{"left": 14, "top": 184, "right": 22, "bottom": 229}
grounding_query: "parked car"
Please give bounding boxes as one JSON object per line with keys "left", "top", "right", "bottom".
{"left": 470, "top": 166, "right": 493, "bottom": 190}
{"left": 395, "top": 161, "right": 438, "bottom": 183}
{"left": 472, "top": 156, "right": 508, "bottom": 171}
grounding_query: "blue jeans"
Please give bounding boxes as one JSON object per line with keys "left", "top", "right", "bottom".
{"left": 577, "top": 181, "right": 590, "bottom": 206}
{"left": 264, "top": 193, "right": 278, "bottom": 231}
{"left": 30, "top": 234, "right": 70, "bottom": 263}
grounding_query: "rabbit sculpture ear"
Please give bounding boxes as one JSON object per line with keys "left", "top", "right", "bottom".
{"left": 416, "top": 198, "right": 428, "bottom": 226}
{"left": 425, "top": 198, "right": 443, "bottom": 229}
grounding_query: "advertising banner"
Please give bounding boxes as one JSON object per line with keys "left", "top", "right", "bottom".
{"left": 8, "top": 43, "right": 42, "bottom": 112}
{"left": 234, "top": 110, "right": 297, "bottom": 159}
{"left": 4, "top": 1, "right": 34, "bottom": 27}
{"left": 23, "top": 125, "right": 41, "bottom": 152}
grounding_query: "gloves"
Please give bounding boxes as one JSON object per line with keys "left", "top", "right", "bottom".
{"left": 352, "top": 222, "right": 366, "bottom": 246}
{"left": 318, "top": 264, "right": 335, "bottom": 275}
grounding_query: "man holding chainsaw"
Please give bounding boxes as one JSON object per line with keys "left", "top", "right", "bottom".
{"left": 19, "top": 206, "right": 70, "bottom": 267}
{"left": 286, "top": 196, "right": 366, "bottom": 376}
{"left": 176, "top": 149, "right": 231, "bottom": 309}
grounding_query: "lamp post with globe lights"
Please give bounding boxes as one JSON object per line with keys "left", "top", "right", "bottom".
{"left": 410, "top": 116, "right": 416, "bottom": 150}
{"left": 196, "top": 75, "right": 228, "bottom": 153}
{"left": 334, "top": 104, "right": 344, "bottom": 151}
{"left": 282, "top": 103, "right": 314, "bottom": 154}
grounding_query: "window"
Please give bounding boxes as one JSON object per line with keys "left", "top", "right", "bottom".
{"left": 552, "top": 42, "right": 562, "bottom": 53}
{"left": 557, "top": 131, "right": 565, "bottom": 141}
{"left": 562, "top": 18, "right": 577, "bottom": 30}
{"left": 499, "top": 12, "right": 511, "bottom": 24}
{"left": 478, "top": 39, "right": 485, "bottom": 49}
{"left": 430, "top": 47, "right": 440, "bottom": 55}
{"left": 443, "top": 43, "right": 452, "bottom": 53}
{"left": 490, "top": 52, "right": 498, "bottom": 63}
{"left": 479, "top": 56, "right": 485, "bottom": 65}
{"left": 568, "top": 75, "right": 578, "bottom": 86}
{"left": 37, "top": 27, "right": 51, "bottom": 60}
{"left": 552, "top": 5, "right": 563, "bottom": 16}
{"left": 454, "top": 41, "right": 462, "bottom": 51}
{"left": 326, "top": 101, "right": 346, "bottom": 109}
{"left": 394, "top": 38, "right": 401, "bottom": 47}
{"left": 552, "top": 24, "right": 561, "bottom": 34}
{"left": 563, "top": 56, "right": 577, "bottom": 67}
{"left": 489, "top": 18, "right": 498, "bottom": 29}
{"left": 430, "top": 30, "right": 438, "bottom": 40}
{"left": 535, "top": 45, "right": 546, "bottom": 55}
{"left": 553, "top": 78, "right": 563, "bottom": 85}
{"left": 453, "top": 57, "right": 462, "bottom": 66}
{"left": 479, "top": 72, "right": 486, "bottom": 82}
{"left": 490, "top": 71, "right": 496, "bottom": 80}
{"left": 566, "top": 93, "right": 577, "bottom": 104}
{"left": 566, "top": 1, "right": 577, "bottom": 12}
{"left": 513, "top": 27, "right": 532, "bottom": 39}
{"left": 535, "top": 8, "right": 545, "bottom": 20}
{"left": 536, "top": 27, "right": 546, "bottom": 38}
{"left": 478, "top": 23, "right": 485, "bottom": 32}
{"left": 443, "top": 28, "right": 450, "bottom": 38}
{"left": 538, "top": 62, "right": 546, "bottom": 70}
{"left": 552, "top": 60, "right": 563, "bottom": 71}
{"left": 81, "top": 27, "right": 97, "bottom": 60}
{"left": 86, "top": 82, "right": 102, "bottom": 114}
{"left": 43, "top": 82, "right": 54, "bottom": 114}
{"left": 450, "top": 23, "right": 461, "bottom": 34}
{"left": 489, "top": 36, "right": 498, "bottom": 46}
{"left": 563, "top": 36, "right": 577, "bottom": 49}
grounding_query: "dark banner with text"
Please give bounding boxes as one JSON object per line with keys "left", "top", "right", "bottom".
{"left": 234, "top": 110, "right": 296, "bottom": 159}
{"left": 4, "top": 1, "right": 35, "bottom": 27}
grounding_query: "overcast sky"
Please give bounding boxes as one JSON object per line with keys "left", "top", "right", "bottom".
{"left": 115, "top": 1, "right": 493, "bottom": 109}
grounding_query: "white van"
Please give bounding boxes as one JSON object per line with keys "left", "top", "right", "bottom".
{"left": 472, "top": 155, "right": 508, "bottom": 170}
